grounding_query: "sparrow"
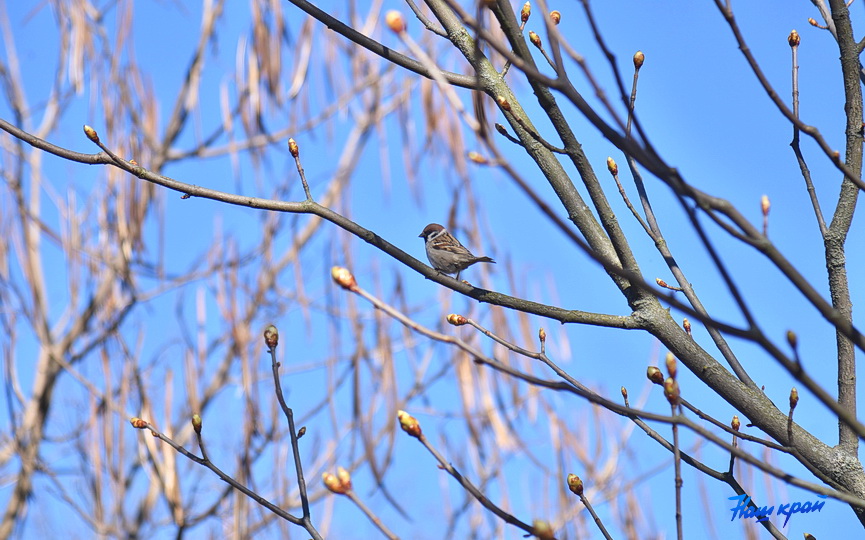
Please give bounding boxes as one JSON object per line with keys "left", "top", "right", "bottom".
{"left": 418, "top": 223, "right": 495, "bottom": 279}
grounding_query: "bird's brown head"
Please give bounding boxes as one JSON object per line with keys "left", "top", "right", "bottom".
{"left": 419, "top": 223, "right": 445, "bottom": 239}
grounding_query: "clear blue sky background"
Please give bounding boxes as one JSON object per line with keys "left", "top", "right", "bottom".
{"left": 1, "top": 0, "right": 863, "bottom": 538}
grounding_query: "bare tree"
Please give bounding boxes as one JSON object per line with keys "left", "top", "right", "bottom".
{"left": 1, "top": 0, "right": 863, "bottom": 538}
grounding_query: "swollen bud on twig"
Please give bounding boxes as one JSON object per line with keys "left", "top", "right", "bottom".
{"left": 539, "top": 327, "right": 546, "bottom": 344}
{"left": 385, "top": 10, "right": 406, "bottom": 34}
{"left": 789, "top": 387, "right": 799, "bottom": 410}
{"left": 807, "top": 18, "right": 826, "bottom": 29}
{"left": 663, "top": 377, "right": 680, "bottom": 406}
{"left": 447, "top": 314, "right": 468, "bottom": 326}
{"left": 731, "top": 415, "right": 740, "bottom": 431}
{"left": 263, "top": 324, "right": 279, "bottom": 349}
{"left": 549, "top": 10, "right": 561, "bottom": 25}
{"left": 621, "top": 386, "right": 628, "bottom": 400}
{"left": 761, "top": 195, "right": 770, "bottom": 217}
{"left": 606, "top": 156, "right": 618, "bottom": 175}
{"left": 529, "top": 31, "right": 542, "bottom": 49}
{"left": 656, "top": 278, "right": 683, "bottom": 292}
{"left": 331, "top": 266, "right": 358, "bottom": 291}
{"left": 192, "top": 414, "right": 202, "bottom": 434}
{"left": 322, "top": 472, "right": 348, "bottom": 494}
{"left": 288, "top": 138, "right": 299, "bottom": 157}
{"left": 83, "top": 125, "right": 100, "bottom": 143}
{"left": 647, "top": 366, "right": 664, "bottom": 385}
{"left": 496, "top": 96, "right": 511, "bottom": 111}
{"left": 337, "top": 466, "right": 353, "bottom": 491}
{"left": 494, "top": 123, "right": 508, "bottom": 136}
{"left": 633, "top": 50, "right": 645, "bottom": 69}
{"left": 521, "top": 2, "right": 531, "bottom": 24}
{"left": 130, "top": 417, "right": 148, "bottom": 429}
{"left": 297, "top": 426, "right": 307, "bottom": 439}
{"left": 566, "top": 473, "right": 584, "bottom": 496}
{"left": 683, "top": 318, "right": 692, "bottom": 337}
{"left": 467, "top": 151, "right": 488, "bottom": 165}
{"left": 786, "top": 330, "right": 798, "bottom": 349}
{"left": 665, "top": 352, "right": 677, "bottom": 380}
{"left": 397, "top": 410, "right": 422, "bottom": 438}
{"left": 532, "top": 519, "right": 554, "bottom": 540}
{"left": 788, "top": 29, "right": 800, "bottom": 47}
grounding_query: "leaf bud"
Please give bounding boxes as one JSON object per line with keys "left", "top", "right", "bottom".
{"left": 331, "top": 266, "right": 358, "bottom": 291}
{"left": 397, "top": 410, "right": 422, "bottom": 438}
{"left": 385, "top": 10, "right": 406, "bottom": 34}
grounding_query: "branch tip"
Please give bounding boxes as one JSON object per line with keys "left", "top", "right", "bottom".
{"left": 397, "top": 410, "right": 422, "bottom": 438}
{"left": 264, "top": 324, "right": 279, "bottom": 349}
{"left": 83, "top": 125, "right": 99, "bottom": 143}
{"left": 385, "top": 10, "right": 406, "bottom": 34}
{"left": 447, "top": 313, "right": 468, "bottom": 326}
{"left": 331, "top": 266, "right": 358, "bottom": 291}
{"left": 566, "top": 473, "right": 584, "bottom": 496}
{"left": 665, "top": 352, "right": 677, "bottom": 379}
{"left": 647, "top": 366, "right": 664, "bottom": 385}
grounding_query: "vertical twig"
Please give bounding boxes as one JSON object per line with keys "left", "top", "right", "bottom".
{"left": 264, "top": 325, "right": 323, "bottom": 540}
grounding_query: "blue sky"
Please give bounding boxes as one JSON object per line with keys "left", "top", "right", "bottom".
{"left": 1, "top": 0, "right": 863, "bottom": 538}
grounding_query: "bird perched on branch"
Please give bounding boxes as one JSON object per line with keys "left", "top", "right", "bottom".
{"left": 418, "top": 223, "right": 495, "bottom": 280}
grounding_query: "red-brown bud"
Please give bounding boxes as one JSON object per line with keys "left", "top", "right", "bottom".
{"left": 496, "top": 96, "right": 511, "bottom": 111}
{"left": 521, "top": 2, "right": 531, "bottom": 24}
{"left": 790, "top": 387, "right": 799, "bottom": 410}
{"left": 494, "top": 123, "right": 508, "bottom": 136}
{"left": 549, "top": 10, "right": 561, "bottom": 25}
{"left": 130, "top": 417, "right": 148, "bottom": 429}
{"left": 606, "top": 156, "right": 618, "bottom": 175}
{"left": 788, "top": 30, "right": 800, "bottom": 47}
{"left": 337, "top": 466, "right": 352, "bottom": 491}
{"left": 683, "top": 318, "right": 692, "bottom": 336}
{"left": 532, "top": 519, "right": 554, "bottom": 540}
{"left": 192, "top": 414, "right": 202, "bottom": 434}
{"left": 621, "top": 386, "right": 628, "bottom": 400}
{"left": 447, "top": 314, "right": 468, "bottom": 326}
{"left": 647, "top": 366, "right": 664, "bottom": 385}
{"left": 467, "top": 151, "right": 488, "bottom": 165}
{"left": 83, "top": 125, "right": 100, "bottom": 143}
{"left": 331, "top": 266, "right": 358, "bottom": 291}
{"left": 264, "top": 324, "right": 279, "bottom": 349}
{"left": 566, "top": 473, "right": 583, "bottom": 496}
{"left": 665, "top": 352, "right": 677, "bottom": 380}
{"left": 633, "top": 50, "right": 645, "bottom": 69}
{"left": 397, "top": 410, "right": 422, "bottom": 438}
{"left": 297, "top": 426, "right": 306, "bottom": 439}
{"left": 732, "top": 415, "right": 740, "bottom": 431}
{"left": 322, "top": 472, "right": 347, "bottom": 494}
{"left": 529, "top": 31, "right": 542, "bottom": 48}
{"left": 288, "top": 138, "right": 299, "bottom": 158}
{"left": 664, "top": 377, "right": 680, "bottom": 406}
{"left": 385, "top": 11, "right": 406, "bottom": 34}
